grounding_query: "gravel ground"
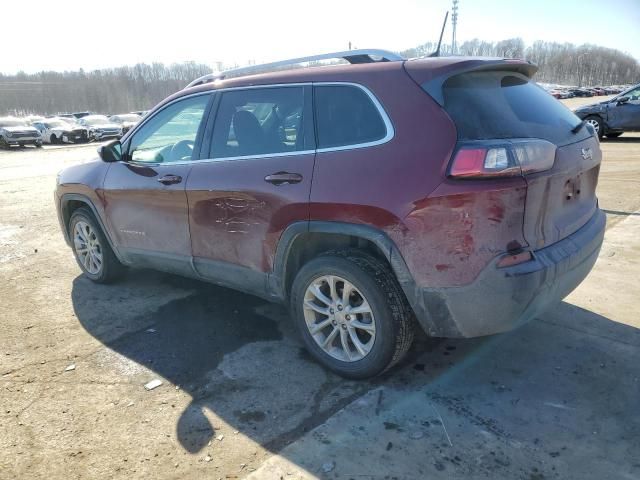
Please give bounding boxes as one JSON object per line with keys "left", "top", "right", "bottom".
{"left": 1, "top": 95, "right": 639, "bottom": 479}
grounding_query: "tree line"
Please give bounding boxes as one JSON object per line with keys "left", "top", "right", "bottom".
{"left": 1, "top": 39, "right": 639, "bottom": 116}
{"left": 401, "top": 39, "right": 640, "bottom": 86}
{"left": 0, "top": 62, "right": 213, "bottom": 116}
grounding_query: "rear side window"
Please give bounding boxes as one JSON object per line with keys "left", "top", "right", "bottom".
{"left": 314, "top": 85, "right": 387, "bottom": 149}
{"left": 441, "top": 72, "right": 589, "bottom": 146}
{"left": 210, "top": 87, "right": 305, "bottom": 158}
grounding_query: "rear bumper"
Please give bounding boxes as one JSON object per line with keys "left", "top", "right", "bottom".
{"left": 412, "top": 208, "right": 605, "bottom": 338}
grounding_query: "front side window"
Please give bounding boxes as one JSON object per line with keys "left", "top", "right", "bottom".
{"left": 623, "top": 87, "right": 640, "bottom": 104}
{"left": 129, "top": 94, "right": 210, "bottom": 163}
{"left": 314, "top": 85, "right": 387, "bottom": 149}
{"left": 210, "top": 87, "right": 305, "bottom": 158}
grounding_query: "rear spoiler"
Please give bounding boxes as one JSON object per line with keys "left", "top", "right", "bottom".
{"left": 405, "top": 58, "right": 538, "bottom": 107}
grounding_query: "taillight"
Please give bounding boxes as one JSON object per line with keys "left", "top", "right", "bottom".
{"left": 449, "top": 139, "right": 556, "bottom": 179}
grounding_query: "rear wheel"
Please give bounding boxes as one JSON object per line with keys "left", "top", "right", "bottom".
{"left": 290, "top": 251, "right": 414, "bottom": 379}
{"left": 69, "top": 207, "right": 123, "bottom": 283}
{"left": 585, "top": 115, "right": 604, "bottom": 139}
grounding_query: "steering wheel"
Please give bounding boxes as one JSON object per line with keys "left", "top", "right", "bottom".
{"left": 169, "top": 140, "right": 195, "bottom": 161}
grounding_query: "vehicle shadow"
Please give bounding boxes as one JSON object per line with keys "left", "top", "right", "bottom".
{"left": 70, "top": 270, "right": 439, "bottom": 454}
{"left": 71, "top": 272, "right": 640, "bottom": 477}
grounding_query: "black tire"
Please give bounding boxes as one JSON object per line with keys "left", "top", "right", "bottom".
{"left": 290, "top": 250, "right": 414, "bottom": 379}
{"left": 35, "top": 142, "right": 43, "bottom": 148}
{"left": 605, "top": 132, "right": 623, "bottom": 139}
{"left": 50, "top": 134, "right": 59, "bottom": 145}
{"left": 585, "top": 115, "right": 604, "bottom": 139}
{"left": 69, "top": 207, "right": 123, "bottom": 283}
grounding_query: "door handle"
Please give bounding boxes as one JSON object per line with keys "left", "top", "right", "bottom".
{"left": 264, "top": 172, "right": 303, "bottom": 186}
{"left": 157, "top": 174, "right": 182, "bottom": 185}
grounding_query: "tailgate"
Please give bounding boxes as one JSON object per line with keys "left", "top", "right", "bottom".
{"left": 523, "top": 136, "right": 601, "bottom": 250}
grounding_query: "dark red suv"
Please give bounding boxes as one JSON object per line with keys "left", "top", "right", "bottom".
{"left": 55, "top": 50, "right": 605, "bottom": 378}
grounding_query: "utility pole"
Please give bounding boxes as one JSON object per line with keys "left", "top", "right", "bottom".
{"left": 451, "top": 0, "right": 459, "bottom": 55}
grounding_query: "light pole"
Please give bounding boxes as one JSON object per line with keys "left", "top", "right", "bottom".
{"left": 451, "top": 0, "right": 459, "bottom": 55}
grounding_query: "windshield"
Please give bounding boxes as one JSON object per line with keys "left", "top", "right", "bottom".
{"left": 45, "top": 120, "right": 67, "bottom": 128}
{"left": 83, "top": 116, "right": 110, "bottom": 125}
{"left": 113, "top": 114, "right": 140, "bottom": 123}
{"left": 0, "top": 118, "right": 27, "bottom": 127}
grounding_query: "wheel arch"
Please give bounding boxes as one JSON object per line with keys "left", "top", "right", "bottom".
{"left": 270, "top": 221, "right": 417, "bottom": 302}
{"left": 60, "top": 193, "right": 124, "bottom": 263}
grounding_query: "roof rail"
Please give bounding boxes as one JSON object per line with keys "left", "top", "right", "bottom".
{"left": 185, "top": 49, "right": 404, "bottom": 89}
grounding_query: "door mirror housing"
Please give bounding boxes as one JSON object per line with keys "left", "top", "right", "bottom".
{"left": 98, "top": 140, "right": 122, "bottom": 162}
{"left": 617, "top": 96, "right": 630, "bottom": 105}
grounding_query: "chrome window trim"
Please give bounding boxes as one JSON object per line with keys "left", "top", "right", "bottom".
{"left": 313, "top": 82, "right": 395, "bottom": 153}
{"left": 124, "top": 82, "right": 394, "bottom": 167}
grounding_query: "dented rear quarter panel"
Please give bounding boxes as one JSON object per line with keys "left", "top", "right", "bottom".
{"left": 310, "top": 67, "right": 528, "bottom": 289}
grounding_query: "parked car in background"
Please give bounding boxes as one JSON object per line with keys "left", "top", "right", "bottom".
{"left": 77, "top": 115, "right": 122, "bottom": 141}
{"left": 24, "top": 115, "right": 45, "bottom": 124}
{"left": 0, "top": 117, "right": 42, "bottom": 148}
{"left": 574, "top": 83, "right": 640, "bottom": 139}
{"left": 56, "top": 113, "right": 78, "bottom": 122}
{"left": 32, "top": 118, "right": 89, "bottom": 144}
{"left": 55, "top": 50, "right": 605, "bottom": 378}
{"left": 570, "top": 88, "right": 593, "bottom": 97}
{"left": 108, "top": 113, "right": 141, "bottom": 135}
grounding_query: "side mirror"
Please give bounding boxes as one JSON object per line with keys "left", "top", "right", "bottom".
{"left": 98, "top": 140, "right": 122, "bottom": 162}
{"left": 617, "top": 96, "right": 630, "bottom": 105}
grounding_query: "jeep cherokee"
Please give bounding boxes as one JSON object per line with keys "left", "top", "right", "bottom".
{"left": 55, "top": 50, "right": 605, "bottom": 379}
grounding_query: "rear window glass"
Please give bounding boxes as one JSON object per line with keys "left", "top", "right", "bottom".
{"left": 441, "top": 72, "right": 589, "bottom": 145}
{"left": 314, "top": 85, "right": 387, "bottom": 149}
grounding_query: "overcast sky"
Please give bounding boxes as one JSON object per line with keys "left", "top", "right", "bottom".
{"left": 1, "top": 0, "right": 639, "bottom": 74}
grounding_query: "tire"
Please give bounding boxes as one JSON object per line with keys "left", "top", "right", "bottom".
{"left": 69, "top": 207, "right": 123, "bottom": 283}
{"left": 35, "top": 142, "right": 42, "bottom": 148}
{"left": 605, "top": 132, "right": 623, "bottom": 139}
{"left": 585, "top": 115, "right": 604, "bottom": 139}
{"left": 290, "top": 250, "right": 414, "bottom": 379}
{"left": 50, "top": 134, "right": 58, "bottom": 145}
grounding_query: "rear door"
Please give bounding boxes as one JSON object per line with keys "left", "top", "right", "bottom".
{"left": 185, "top": 85, "right": 315, "bottom": 294}
{"left": 102, "top": 92, "right": 212, "bottom": 275}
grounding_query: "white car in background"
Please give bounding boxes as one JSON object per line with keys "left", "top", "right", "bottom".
{"left": 32, "top": 118, "right": 89, "bottom": 144}
{"left": 108, "top": 113, "right": 141, "bottom": 135}
{"left": 77, "top": 115, "right": 122, "bottom": 141}
{"left": 0, "top": 117, "right": 42, "bottom": 148}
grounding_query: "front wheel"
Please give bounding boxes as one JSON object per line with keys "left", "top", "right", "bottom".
{"left": 69, "top": 207, "right": 123, "bottom": 283}
{"left": 290, "top": 251, "right": 414, "bottom": 379}
{"left": 585, "top": 115, "right": 604, "bottom": 139}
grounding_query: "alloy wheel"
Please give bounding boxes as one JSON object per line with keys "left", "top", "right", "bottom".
{"left": 303, "top": 275, "right": 376, "bottom": 362}
{"left": 73, "top": 221, "right": 103, "bottom": 275}
{"left": 586, "top": 118, "right": 600, "bottom": 134}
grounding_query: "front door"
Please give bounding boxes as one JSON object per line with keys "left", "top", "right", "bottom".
{"left": 102, "top": 93, "right": 212, "bottom": 275}
{"left": 186, "top": 85, "right": 315, "bottom": 295}
{"left": 608, "top": 86, "right": 640, "bottom": 130}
